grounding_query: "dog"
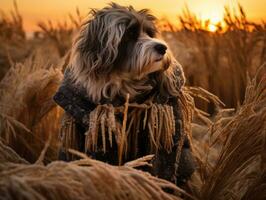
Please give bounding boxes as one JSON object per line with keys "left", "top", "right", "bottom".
{"left": 54, "top": 3, "right": 195, "bottom": 186}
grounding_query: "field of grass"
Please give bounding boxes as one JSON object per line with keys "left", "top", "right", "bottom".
{"left": 0, "top": 2, "right": 265, "bottom": 200}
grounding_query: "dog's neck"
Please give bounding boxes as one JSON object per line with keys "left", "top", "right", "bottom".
{"left": 69, "top": 69, "right": 161, "bottom": 104}
{"left": 68, "top": 59, "right": 184, "bottom": 104}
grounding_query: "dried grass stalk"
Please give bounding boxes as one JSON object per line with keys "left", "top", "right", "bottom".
{"left": 0, "top": 141, "right": 187, "bottom": 200}
{"left": 0, "top": 53, "right": 63, "bottom": 162}
{"left": 198, "top": 63, "right": 266, "bottom": 200}
{"left": 60, "top": 113, "right": 78, "bottom": 160}
{"left": 0, "top": 140, "right": 28, "bottom": 165}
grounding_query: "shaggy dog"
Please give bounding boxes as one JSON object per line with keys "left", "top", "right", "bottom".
{"left": 54, "top": 3, "right": 195, "bottom": 186}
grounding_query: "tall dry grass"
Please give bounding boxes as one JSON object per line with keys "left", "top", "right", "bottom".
{"left": 0, "top": 1, "right": 79, "bottom": 80}
{"left": 0, "top": 2, "right": 265, "bottom": 199}
{"left": 0, "top": 52, "right": 64, "bottom": 162}
{"left": 37, "top": 7, "right": 83, "bottom": 56}
{"left": 188, "top": 63, "right": 266, "bottom": 200}
{"left": 0, "top": 1, "right": 24, "bottom": 41}
{"left": 0, "top": 0, "right": 27, "bottom": 80}
{"left": 0, "top": 141, "right": 190, "bottom": 200}
{"left": 162, "top": 4, "right": 266, "bottom": 113}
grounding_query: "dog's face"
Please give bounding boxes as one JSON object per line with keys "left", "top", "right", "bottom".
{"left": 73, "top": 3, "right": 171, "bottom": 79}
{"left": 111, "top": 13, "right": 171, "bottom": 80}
{"left": 70, "top": 3, "right": 184, "bottom": 102}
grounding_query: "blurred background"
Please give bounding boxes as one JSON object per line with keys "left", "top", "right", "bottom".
{"left": 0, "top": 0, "right": 265, "bottom": 162}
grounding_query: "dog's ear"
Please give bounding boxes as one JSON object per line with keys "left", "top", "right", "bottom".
{"left": 72, "top": 9, "right": 127, "bottom": 78}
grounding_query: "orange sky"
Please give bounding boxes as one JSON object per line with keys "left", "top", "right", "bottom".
{"left": 1, "top": 0, "right": 266, "bottom": 32}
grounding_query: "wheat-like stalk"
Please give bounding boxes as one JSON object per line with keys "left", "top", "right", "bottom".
{"left": 0, "top": 140, "right": 190, "bottom": 200}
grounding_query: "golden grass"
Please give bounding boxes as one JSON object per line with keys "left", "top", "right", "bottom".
{"left": 162, "top": 5, "right": 266, "bottom": 112}
{"left": 0, "top": 53, "right": 64, "bottom": 162}
{"left": 0, "top": 2, "right": 265, "bottom": 199}
{"left": 188, "top": 63, "right": 266, "bottom": 200}
{"left": 0, "top": 140, "right": 189, "bottom": 200}
{"left": 0, "top": 1, "right": 24, "bottom": 41}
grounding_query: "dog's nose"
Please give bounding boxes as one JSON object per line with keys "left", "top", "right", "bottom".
{"left": 154, "top": 44, "right": 167, "bottom": 55}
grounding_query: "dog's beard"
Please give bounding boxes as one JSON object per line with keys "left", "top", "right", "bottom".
{"left": 123, "top": 36, "right": 171, "bottom": 80}
{"left": 71, "top": 49, "right": 183, "bottom": 103}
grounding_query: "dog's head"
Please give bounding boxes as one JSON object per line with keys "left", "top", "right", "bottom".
{"left": 70, "top": 3, "right": 185, "bottom": 103}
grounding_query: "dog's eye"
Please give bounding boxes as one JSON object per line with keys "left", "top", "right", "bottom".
{"left": 126, "top": 25, "right": 139, "bottom": 40}
{"left": 146, "top": 29, "right": 156, "bottom": 38}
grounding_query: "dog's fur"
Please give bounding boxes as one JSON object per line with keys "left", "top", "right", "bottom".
{"left": 69, "top": 3, "right": 185, "bottom": 103}
{"left": 54, "top": 3, "right": 195, "bottom": 186}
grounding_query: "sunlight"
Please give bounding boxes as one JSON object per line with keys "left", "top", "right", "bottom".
{"left": 208, "top": 24, "right": 217, "bottom": 32}
{"left": 1, "top": 0, "right": 265, "bottom": 32}
{"left": 202, "top": 13, "right": 223, "bottom": 32}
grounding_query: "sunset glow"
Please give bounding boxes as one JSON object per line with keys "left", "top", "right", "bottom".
{"left": 208, "top": 16, "right": 223, "bottom": 32}
{"left": 208, "top": 24, "right": 218, "bottom": 32}
{"left": 203, "top": 14, "right": 224, "bottom": 32}
{"left": 1, "top": 0, "right": 266, "bottom": 32}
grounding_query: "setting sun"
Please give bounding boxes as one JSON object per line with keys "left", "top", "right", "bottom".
{"left": 208, "top": 24, "right": 218, "bottom": 32}
{"left": 190, "top": 2, "right": 224, "bottom": 32}
{"left": 206, "top": 16, "right": 223, "bottom": 32}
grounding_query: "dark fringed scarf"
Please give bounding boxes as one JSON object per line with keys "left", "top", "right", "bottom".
{"left": 54, "top": 70, "right": 195, "bottom": 186}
